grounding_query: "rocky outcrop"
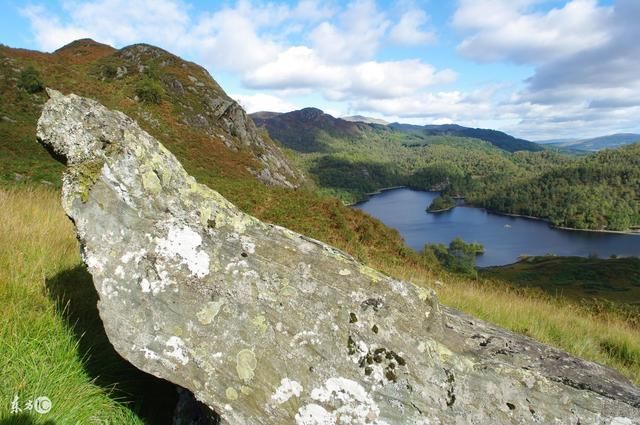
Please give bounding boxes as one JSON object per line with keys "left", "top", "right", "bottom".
{"left": 38, "top": 90, "right": 640, "bottom": 424}
{"left": 114, "top": 44, "right": 303, "bottom": 188}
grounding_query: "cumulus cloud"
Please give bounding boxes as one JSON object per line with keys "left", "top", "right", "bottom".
{"left": 454, "top": 0, "right": 613, "bottom": 64}
{"left": 245, "top": 48, "right": 456, "bottom": 101}
{"left": 21, "top": 5, "right": 91, "bottom": 51}
{"left": 309, "top": 0, "right": 389, "bottom": 63}
{"left": 449, "top": 0, "right": 640, "bottom": 138}
{"left": 389, "top": 10, "right": 436, "bottom": 46}
{"left": 233, "top": 93, "right": 299, "bottom": 113}
{"left": 22, "top": 0, "right": 191, "bottom": 52}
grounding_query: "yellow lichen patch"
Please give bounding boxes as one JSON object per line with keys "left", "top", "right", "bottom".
{"left": 141, "top": 169, "right": 162, "bottom": 194}
{"left": 359, "top": 264, "right": 383, "bottom": 283}
{"left": 68, "top": 159, "right": 104, "bottom": 203}
{"left": 236, "top": 349, "right": 257, "bottom": 382}
{"left": 225, "top": 387, "right": 238, "bottom": 401}
{"left": 199, "top": 204, "right": 213, "bottom": 227}
{"left": 252, "top": 315, "right": 268, "bottom": 333}
{"left": 196, "top": 300, "right": 225, "bottom": 325}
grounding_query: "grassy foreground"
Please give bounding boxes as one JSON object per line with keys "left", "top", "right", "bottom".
{"left": 1, "top": 185, "right": 639, "bottom": 423}
{"left": 0, "top": 186, "right": 176, "bottom": 424}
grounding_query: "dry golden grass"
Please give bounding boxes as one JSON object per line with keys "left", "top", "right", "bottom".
{"left": 378, "top": 261, "right": 640, "bottom": 384}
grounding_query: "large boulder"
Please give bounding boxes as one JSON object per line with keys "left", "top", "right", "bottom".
{"left": 37, "top": 90, "right": 640, "bottom": 424}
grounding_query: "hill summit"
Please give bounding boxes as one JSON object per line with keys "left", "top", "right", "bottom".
{"left": 0, "top": 38, "right": 304, "bottom": 188}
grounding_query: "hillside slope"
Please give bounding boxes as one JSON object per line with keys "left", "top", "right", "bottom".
{"left": 0, "top": 39, "right": 303, "bottom": 188}
{"left": 540, "top": 133, "right": 640, "bottom": 151}
{"left": 390, "top": 122, "right": 542, "bottom": 152}
{"left": 252, "top": 107, "right": 568, "bottom": 203}
{"left": 474, "top": 143, "right": 640, "bottom": 230}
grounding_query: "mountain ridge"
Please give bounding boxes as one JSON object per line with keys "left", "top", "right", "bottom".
{"left": 537, "top": 133, "right": 640, "bottom": 151}
{"left": 341, "top": 114, "right": 390, "bottom": 125}
{"left": 0, "top": 38, "right": 304, "bottom": 188}
{"left": 253, "top": 107, "right": 542, "bottom": 153}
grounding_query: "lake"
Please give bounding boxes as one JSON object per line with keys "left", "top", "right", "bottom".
{"left": 355, "top": 188, "right": 640, "bottom": 267}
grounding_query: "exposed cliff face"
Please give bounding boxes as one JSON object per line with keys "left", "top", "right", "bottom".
{"left": 112, "top": 43, "right": 302, "bottom": 188}
{"left": 37, "top": 91, "right": 640, "bottom": 424}
{"left": 0, "top": 39, "right": 303, "bottom": 188}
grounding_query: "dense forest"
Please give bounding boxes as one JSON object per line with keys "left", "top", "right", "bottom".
{"left": 254, "top": 110, "right": 640, "bottom": 231}
{"left": 471, "top": 144, "right": 640, "bottom": 230}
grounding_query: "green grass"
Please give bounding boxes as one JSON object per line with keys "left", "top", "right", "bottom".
{"left": 0, "top": 187, "right": 176, "bottom": 424}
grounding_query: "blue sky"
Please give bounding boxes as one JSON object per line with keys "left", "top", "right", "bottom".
{"left": 1, "top": 0, "right": 638, "bottom": 140}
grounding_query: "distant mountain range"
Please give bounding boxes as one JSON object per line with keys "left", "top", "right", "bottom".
{"left": 341, "top": 115, "right": 390, "bottom": 125}
{"left": 251, "top": 108, "right": 542, "bottom": 153}
{"left": 388, "top": 122, "right": 542, "bottom": 153}
{"left": 537, "top": 133, "right": 640, "bottom": 151}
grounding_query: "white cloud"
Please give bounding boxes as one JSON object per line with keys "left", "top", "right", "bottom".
{"left": 454, "top": 0, "right": 612, "bottom": 64}
{"left": 21, "top": 5, "right": 92, "bottom": 51}
{"left": 243, "top": 46, "right": 346, "bottom": 90}
{"left": 233, "top": 93, "right": 298, "bottom": 113}
{"left": 347, "top": 60, "right": 455, "bottom": 99}
{"left": 389, "top": 10, "right": 436, "bottom": 46}
{"left": 245, "top": 48, "right": 455, "bottom": 101}
{"left": 291, "top": 0, "right": 336, "bottom": 22}
{"left": 190, "top": 6, "right": 282, "bottom": 72}
{"left": 22, "top": 0, "right": 191, "bottom": 52}
{"left": 309, "top": 0, "right": 389, "bottom": 63}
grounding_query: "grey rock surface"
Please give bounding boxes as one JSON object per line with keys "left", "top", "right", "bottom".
{"left": 38, "top": 90, "right": 640, "bottom": 424}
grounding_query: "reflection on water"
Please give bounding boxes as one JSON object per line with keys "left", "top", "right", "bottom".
{"left": 355, "top": 188, "right": 640, "bottom": 267}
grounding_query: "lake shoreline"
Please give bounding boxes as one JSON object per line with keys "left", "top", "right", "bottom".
{"left": 482, "top": 208, "right": 640, "bottom": 236}
{"left": 347, "top": 186, "right": 408, "bottom": 206}
{"left": 352, "top": 186, "right": 640, "bottom": 236}
{"left": 427, "top": 206, "right": 455, "bottom": 213}
{"left": 356, "top": 187, "right": 640, "bottom": 267}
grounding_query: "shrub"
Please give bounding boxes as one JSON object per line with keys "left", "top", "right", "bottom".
{"left": 134, "top": 78, "right": 164, "bottom": 104}
{"left": 17, "top": 66, "right": 44, "bottom": 93}
{"left": 101, "top": 64, "right": 118, "bottom": 80}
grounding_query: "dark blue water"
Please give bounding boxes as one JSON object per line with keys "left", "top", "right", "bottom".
{"left": 355, "top": 188, "right": 640, "bottom": 267}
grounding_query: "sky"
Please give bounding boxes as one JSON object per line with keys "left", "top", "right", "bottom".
{"left": 1, "top": 0, "right": 638, "bottom": 140}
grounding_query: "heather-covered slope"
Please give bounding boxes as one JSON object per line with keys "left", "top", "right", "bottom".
{"left": 0, "top": 38, "right": 303, "bottom": 189}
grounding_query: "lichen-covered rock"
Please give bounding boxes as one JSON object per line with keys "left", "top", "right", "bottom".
{"left": 37, "top": 90, "right": 640, "bottom": 424}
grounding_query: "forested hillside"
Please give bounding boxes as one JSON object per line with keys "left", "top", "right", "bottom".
{"left": 389, "top": 122, "right": 543, "bottom": 152}
{"left": 253, "top": 108, "right": 566, "bottom": 203}
{"left": 473, "top": 144, "right": 640, "bottom": 230}
{"left": 255, "top": 108, "right": 640, "bottom": 231}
